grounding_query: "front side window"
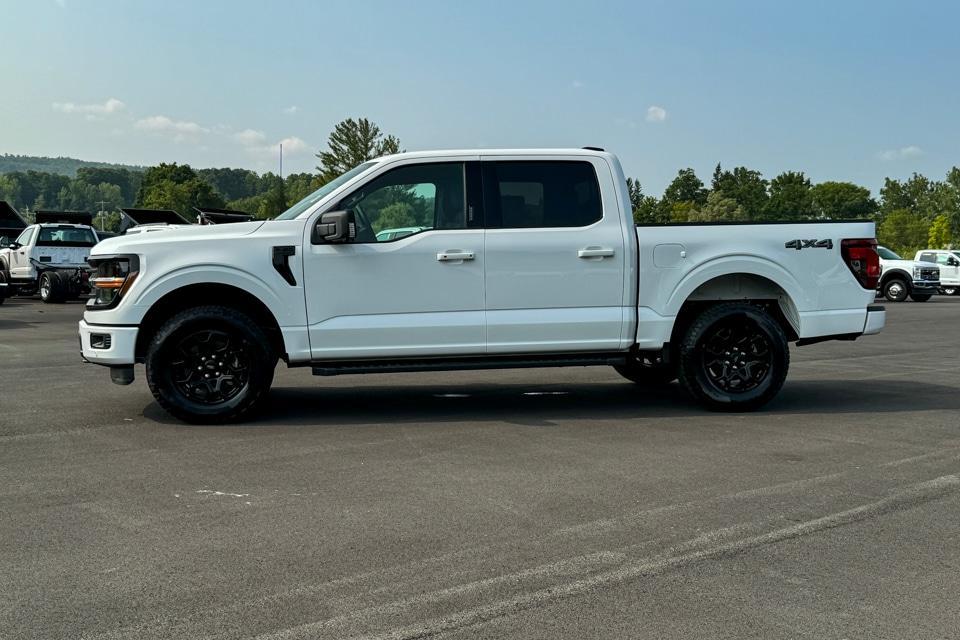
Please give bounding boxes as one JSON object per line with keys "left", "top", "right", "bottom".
{"left": 337, "top": 162, "right": 466, "bottom": 243}
{"left": 484, "top": 161, "right": 602, "bottom": 228}
{"left": 36, "top": 226, "right": 97, "bottom": 247}
{"left": 15, "top": 227, "right": 34, "bottom": 245}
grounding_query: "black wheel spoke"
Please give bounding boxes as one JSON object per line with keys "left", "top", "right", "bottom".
{"left": 698, "top": 315, "right": 773, "bottom": 394}
{"left": 167, "top": 328, "right": 250, "bottom": 405}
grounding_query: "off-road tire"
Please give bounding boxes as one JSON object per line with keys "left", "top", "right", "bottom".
{"left": 942, "top": 287, "right": 958, "bottom": 296}
{"left": 677, "top": 302, "right": 789, "bottom": 412}
{"left": 145, "top": 305, "right": 277, "bottom": 424}
{"left": 882, "top": 278, "right": 909, "bottom": 302}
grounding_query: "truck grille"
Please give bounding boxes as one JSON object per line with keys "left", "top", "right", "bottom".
{"left": 920, "top": 267, "right": 939, "bottom": 281}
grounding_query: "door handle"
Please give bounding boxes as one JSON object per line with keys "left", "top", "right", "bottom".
{"left": 437, "top": 251, "right": 475, "bottom": 262}
{"left": 578, "top": 247, "right": 615, "bottom": 259}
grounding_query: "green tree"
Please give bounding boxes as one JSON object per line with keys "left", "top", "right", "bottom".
{"left": 625, "top": 177, "right": 663, "bottom": 223}
{"left": 376, "top": 202, "right": 418, "bottom": 231}
{"left": 765, "top": 171, "right": 815, "bottom": 220}
{"left": 712, "top": 164, "right": 768, "bottom": 219}
{"left": 878, "top": 209, "right": 930, "bottom": 256}
{"left": 136, "top": 163, "right": 224, "bottom": 218}
{"left": 688, "top": 190, "right": 747, "bottom": 222}
{"left": 810, "top": 181, "right": 877, "bottom": 219}
{"left": 928, "top": 214, "right": 953, "bottom": 248}
{"left": 662, "top": 168, "right": 707, "bottom": 206}
{"left": 316, "top": 118, "right": 401, "bottom": 183}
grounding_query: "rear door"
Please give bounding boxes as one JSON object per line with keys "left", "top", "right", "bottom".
{"left": 481, "top": 156, "right": 627, "bottom": 353}
{"left": 303, "top": 158, "right": 487, "bottom": 360}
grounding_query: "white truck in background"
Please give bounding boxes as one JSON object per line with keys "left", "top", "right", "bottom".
{"left": 0, "top": 212, "right": 99, "bottom": 303}
{"left": 80, "top": 148, "right": 885, "bottom": 423}
{"left": 876, "top": 246, "right": 940, "bottom": 302}
{"left": 915, "top": 249, "right": 960, "bottom": 296}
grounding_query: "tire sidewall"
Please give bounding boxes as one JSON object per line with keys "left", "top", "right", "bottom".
{"left": 883, "top": 278, "right": 909, "bottom": 302}
{"left": 146, "top": 308, "right": 275, "bottom": 423}
{"left": 679, "top": 304, "right": 789, "bottom": 410}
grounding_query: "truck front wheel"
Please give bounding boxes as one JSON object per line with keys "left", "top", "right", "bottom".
{"left": 145, "top": 305, "right": 277, "bottom": 424}
{"left": 882, "top": 278, "right": 909, "bottom": 302}
{"left": 677, "top": 303, "right": 789, "bottom": 412}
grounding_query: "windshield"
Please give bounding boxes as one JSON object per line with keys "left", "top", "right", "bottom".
{"left": 877, "top": 246, "right": 902, "bottom": 260}
{"left": 36, "top": 226, "right": 97, "bottom": 247}
{"left": 274, "top": 162, "right": 378, "bottom": 220}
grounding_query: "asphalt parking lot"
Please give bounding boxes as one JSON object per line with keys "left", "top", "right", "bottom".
{"left": 2, "top": 296, "right": 959, "bottom": 639}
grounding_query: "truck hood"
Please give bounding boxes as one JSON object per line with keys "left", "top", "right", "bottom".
{"left": 880, "top": 258, "right": 938, "bottom": 272}
{"left": 91, "top": 221, "right": 265, "bottom": 256}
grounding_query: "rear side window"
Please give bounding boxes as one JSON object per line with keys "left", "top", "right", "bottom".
{"left": 484, "top": 161, "right": 602, "bottom": 228}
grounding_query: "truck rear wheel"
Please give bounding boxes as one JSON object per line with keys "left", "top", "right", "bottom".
{"left": 677, "top": 303, "right": 789, "bottom": 412}
{"left": 145, "top": 305, "right": 277, "bottom": 424}
{"left": 39, "top": 272, "right": 65, "bottom": 303}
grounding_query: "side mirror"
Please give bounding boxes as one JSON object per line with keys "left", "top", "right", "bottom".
{"left": 312, "top": 210, "right": 356, "bottom": 244}
{"left": 7, "top": 241, "right": 21, "bottom": 250}
{"left": 949, "top": 258, "right": 960, "bottom": 267}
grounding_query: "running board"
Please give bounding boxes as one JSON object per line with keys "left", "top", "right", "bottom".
{"left": 311, "top": 353, "right": 626, "bottom": 376}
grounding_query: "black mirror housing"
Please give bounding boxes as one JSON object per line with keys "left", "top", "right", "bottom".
{"left": 312, "top": 210, "right": 356, "bottom": 244}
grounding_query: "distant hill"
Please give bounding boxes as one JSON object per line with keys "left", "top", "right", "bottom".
{"left": 0, "top": 154, "right": 144, "bottom": 177}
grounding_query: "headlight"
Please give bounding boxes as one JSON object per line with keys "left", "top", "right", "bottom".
{"left": 913, "top": 266, "right": 922, "bottom": 280}
{"left": 88, "top": 255, "right": 140, "bottom": 309}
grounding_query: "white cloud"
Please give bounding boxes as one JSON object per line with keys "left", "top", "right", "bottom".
{"left": 135, "top": 115, "right": 209, "bottom": 136}
{"left": 646, "top": 105, "right": 667, "bottom": 123}
{"left": 54, "top": 0, "right": 66, "bottom": 7}
{"left": 570, "top": 80, "right": 584, "bottom": 89}
{"left": 274, "top": 136, "right": 309, "bottom": 154}
{"left": 878, "top": 145, "right": 923, "bottom": 161}
{"left": 234, "top": 128, "right": 267, "bottom": 146}
{"left": 52, "top": 97, "right": 125, "bottom": 115}
{"left": 282, "top": 105, "right": 299, "bottom": 115}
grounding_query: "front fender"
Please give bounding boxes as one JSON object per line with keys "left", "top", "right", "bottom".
{"left": 87, "top": 264, "right": 304, "bottom": 328}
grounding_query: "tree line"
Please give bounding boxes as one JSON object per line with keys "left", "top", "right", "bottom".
{"left": 1, "top": 118, "right": 958, "bottom": 257}
{"left": 628, "top": 164, "right": 960, "bottom": 256}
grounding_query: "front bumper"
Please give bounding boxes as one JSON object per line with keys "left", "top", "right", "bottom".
{"left": 912, "top": 280, "right": 940, "bottom": 293}
{"left": 79, "top": 320, "right": 138, "bottom": 366}
{"left": 863, "top": 304, "right": 885, "bottom": 335}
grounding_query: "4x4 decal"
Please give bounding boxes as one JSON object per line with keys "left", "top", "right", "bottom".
{"left": 785, "top": 239, "right": 833, "bottom": 250}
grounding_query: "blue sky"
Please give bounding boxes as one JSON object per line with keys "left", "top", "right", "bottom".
{"left": 1, "top": 0, "right": 957, "bottom": 195}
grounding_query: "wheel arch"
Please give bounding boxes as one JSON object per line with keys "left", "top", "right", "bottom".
{"left": 134, "top": 283, "right": 286, "bottom": 361}
{"left": 669, "top": 271, "right": 801, "bottom": 348}
{"left": 880, "top": 268, "right": 912, "bottom": 289}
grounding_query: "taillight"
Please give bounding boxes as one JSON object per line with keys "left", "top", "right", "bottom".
{"left": 841, "top": 238, "right": 880, "bottom": 290}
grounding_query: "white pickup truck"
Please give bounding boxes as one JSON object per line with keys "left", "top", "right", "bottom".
{"left": 0, "top": 213, "right": 100, "bottom": 303}
{"left": 80, "top": 148, "right": 885, "bottom": 423}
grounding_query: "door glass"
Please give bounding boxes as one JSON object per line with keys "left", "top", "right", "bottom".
{"left": 337, "top": 162, "right": 466, "bottom": 243}
{"left": 485, "top": 161, "right": 602, "bottom": 228}
{"left": 15, "top": 227, "right": 33, "bottom": 245}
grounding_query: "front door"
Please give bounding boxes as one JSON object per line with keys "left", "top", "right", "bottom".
{"left": 303, "top": 158, "right": 486, "bottom": 360}
{"left": 8, "top": 226, "right": 35, "bottom": 279}
{"left": 937, "top": 252, "right": 960, "bottom": 286}
{"left": 482, "top": 157, "right": 628, "bottom": 353}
